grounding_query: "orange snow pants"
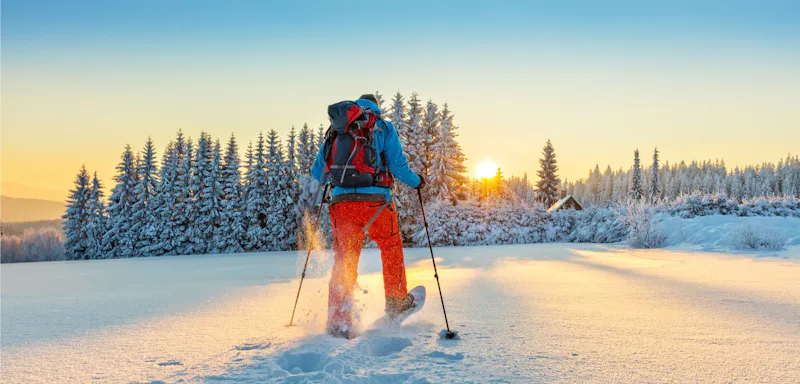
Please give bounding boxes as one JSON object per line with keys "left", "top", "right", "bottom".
{"left": 327, "top": 201, "right": 407, "bottom": 328}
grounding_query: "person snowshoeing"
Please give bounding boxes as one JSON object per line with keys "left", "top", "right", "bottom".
{"left": 311, "top": 94, "right": 424, "bottom": 339}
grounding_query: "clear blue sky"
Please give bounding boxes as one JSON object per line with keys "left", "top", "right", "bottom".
{"left": 2, "top": 0, "right": 799, "bottom": 200}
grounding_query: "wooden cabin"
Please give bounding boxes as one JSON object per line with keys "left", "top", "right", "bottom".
{"left": 546, "top": 195, "right": 583, "bottom": 212}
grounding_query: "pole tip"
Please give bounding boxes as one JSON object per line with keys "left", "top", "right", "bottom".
{"left": 439, "top": 329, "right": 460, "bottom": 340}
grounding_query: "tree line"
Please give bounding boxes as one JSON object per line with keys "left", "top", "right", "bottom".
{"left": 62, "top": 92, "right": 467, "bottom": 260}
{"left": 565, "top": 149, "right": 800, "bottom": 206}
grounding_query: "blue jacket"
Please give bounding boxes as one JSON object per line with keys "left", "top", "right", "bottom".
{"left": 311, "top": 98, "right": 421, "bottom": 202}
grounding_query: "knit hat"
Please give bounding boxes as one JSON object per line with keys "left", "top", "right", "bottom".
{"left": 358, "top": 94, "right": 379, "bottom": 108}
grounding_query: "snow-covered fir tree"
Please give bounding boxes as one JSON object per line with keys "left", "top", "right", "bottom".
{"left": 207, "top": 140, "right": 227, "bottom": 253}
{"left": 535, "top": 139, "right": 561, "bottom": 207}
{"left": 395, "top": 93, "right": 426, "bottom": 242}
{"left": 244, "top": 133, "right": 270, "bottom": 252}
{"left": 402, "top": 92, "right": 426, "bottom": 174}
{"left": 284, "top": 127, "right": 300, "bottom": 249}
{"left": 630, "top": 149, "right": 643, "bottom": 201}
{"left": 63, "top": 165, "right": 91, "bottom": 260}
{"left": 188, "top": 133, "right": 213, "bottom": 254}
{"left": 153, "top": 139, "right": 179, "bottom": 256}
{"left": 265, "top": 129, "right": 292, "bottom": 251}
{"left": 286, "top": 126, "right": 298, "bottom": 177}
{"left": 218, "top": 134, "right": 245, "bottom": 253}
{"left": 174, "top": 137, "right": 195, "bottom": 255}
{"left": 314, "top": 124, "right": 326, "bottom": 153}
{"left": 428, "top": 103, "right": 467, "bottom": 203}
{"left": 296, "top": 123, "right": 315, "bottom": 172}
{"left": 132, "top": 138, "right": 158, "bottom": 256}
{"left": 421, "top": 99, "right": 439, "bottom": 177}
{"left": 104, "top": 145, "right": 140, "bottom": 258}
{"left": 85, "top": 172, "right": 107, "bottom": 259}
{"left": 387, "top": 92, "right": 407, "bottom": 130}
{"left": 650, "top": 147, "right": 660, "bottom": 204}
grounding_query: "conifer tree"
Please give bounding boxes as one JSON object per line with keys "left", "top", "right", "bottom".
{"left": 240, "top": 141, "right": 255, "bottom": 241}
{"left": 631, "top": 149, "right": 643, "bottom": 201}
{"left": 132, "top": 138, "right": 158, "bottom": 256}
{"left": 650, "top": 147, "right": 660, "bottom": 204}
{"left": 154, "top": 139, "right": 179, "bottom": 256}
{"left": 104, "top": 145, "right": 140, "bottom": 258}
{"left": 387, "top": 92, "right": 406, "bottom": 130}
{"left": 314, "top": 124, "right": 326, "bottom": 153}
{"left": 297, "top": 123, "right": 315, "bottom": 173}
{"left": 175, "top": 137, "right": 195, "bottom": 254}
{"left": 219, "top": 134, "right": 244, "bottom": 253}
{"left": 245, "top": 133, "right": 270, "bottom": 251}
{"left": 395, "top": 92, "right": 425, "bottom": 242}
{"left": 428, "top": 103, "right": 466, "bottom": 203}
{"left": 442, "top": 103, "right": 468, "bottom": 199}
{"left": 206, "top": 139, "right": 226, "bottom": 253}
{"left": 402, "top": 92, "right": 425, "bottom": 173}
{"left": 63, "top": 165, "right": 91, "bottom": 260}
{"left": 85, "top": 172, "right": 107, "bottom": 259}
{"left": 190, "top": 133, "right": 216, "bottom": 254}
{"left": 286, "top": 126, "right": 298, "bottom": 177}
{"left": 421, "top": 99, "right": 440, "bottom": 176}
{"left": 265, "top": 129, "right": 291, "bottom": 250}
{"left": 535, "top": 139, "right": 561, "bottom": 207}
{"left": 285, "top": 128, "right": 302, "bottom": 247}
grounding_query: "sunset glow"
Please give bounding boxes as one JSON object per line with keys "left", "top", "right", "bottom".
{"left": 475, "top": 160, "right": 499, "bottom": 180}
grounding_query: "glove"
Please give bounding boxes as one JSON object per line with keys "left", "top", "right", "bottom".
{"left": 415, "top": 173, "right": 426, "bottom": 190}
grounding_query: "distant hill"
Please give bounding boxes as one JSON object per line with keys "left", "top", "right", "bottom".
{"left": 1, "top": 195, "right": 65, "bottom": 223}
{"left": 1, "top": 181, "right": 64, "bottom": 201}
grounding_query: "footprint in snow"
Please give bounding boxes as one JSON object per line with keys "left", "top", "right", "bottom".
{"left": 276, "top": 351, "right": 328, "bottom": 373}
{"left": 424, "top": 351, "right": 465, "bottom": 360}
{"left": 235, "top": 342, "right": 271, "bottom": 351}
{"left": 358, "top": 336, "right": 413, "bottom": 357}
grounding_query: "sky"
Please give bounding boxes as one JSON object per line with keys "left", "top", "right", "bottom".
{"left": 2, "top": 0, "right": 799, "bottom": 201}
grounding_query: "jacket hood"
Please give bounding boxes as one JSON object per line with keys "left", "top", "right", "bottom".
{"left": 355, "top": 99, "right": 382, "bottom": 116}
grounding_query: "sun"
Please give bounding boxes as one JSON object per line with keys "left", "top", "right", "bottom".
{"left": 475, "top": 160, "right": 499, "bottom": 179}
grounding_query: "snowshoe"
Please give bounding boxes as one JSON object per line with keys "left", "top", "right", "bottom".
{"left": 326, "top": 324, "right": 358, "bottom": 339}
{"left": 375, "top": 286, "right": 426, "bottom": 327}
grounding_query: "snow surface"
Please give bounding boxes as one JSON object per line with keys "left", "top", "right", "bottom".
{"left": 2, "top": 218, "right": 800, "bottom": 383}
{"left": 660, "top": 215, "right": 800, "bottom": 254}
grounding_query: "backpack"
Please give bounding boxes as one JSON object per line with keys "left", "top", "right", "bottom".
{"left": 323, "top": 101, "right": 393, "bottom": 188}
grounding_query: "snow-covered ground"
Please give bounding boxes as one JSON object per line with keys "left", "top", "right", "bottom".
{"left": 2, "top": 218, "right": 800, "bottom": 383}
{"left": 661, "top": 215, "right": 800, "bottom": 253}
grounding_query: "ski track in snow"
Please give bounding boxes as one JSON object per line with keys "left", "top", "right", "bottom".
{"left": 2, "top": 216, "right": 800, "bottom": 383}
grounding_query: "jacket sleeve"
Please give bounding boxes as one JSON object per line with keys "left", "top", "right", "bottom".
{"left": 383, "top": 121, "right": 421, "bottom": 188}
{"left": 311, "top": 140, "right": 327, "bottom": 183}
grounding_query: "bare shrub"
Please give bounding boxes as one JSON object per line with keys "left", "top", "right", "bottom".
{"left": 1, "top": 235, "right": 25, "bottom": 263}
{"left": 1, "top": 228, "right": 65, "bottom": 263}
{"left": 618, "top": 199, "right": 667, "bottom": 249}
{"left": 731, "top": 226, "right": 787, "bottom": 251}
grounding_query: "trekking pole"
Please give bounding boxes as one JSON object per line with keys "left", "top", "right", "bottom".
{"left": 288, "top": 183, "right": 330, "bottom": 327}
{"left": 417, "top": 189, "right": 457, "bottom": 339}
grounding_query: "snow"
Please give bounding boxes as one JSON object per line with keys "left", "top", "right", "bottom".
{"left": 545, "top": 195, "right": 573, "bottom": 212}
{"left": 2, "top": 238, "right": 799, "bottom": 382}
{"left": 660, "top": 215, "right": 800, "bottom": 255}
